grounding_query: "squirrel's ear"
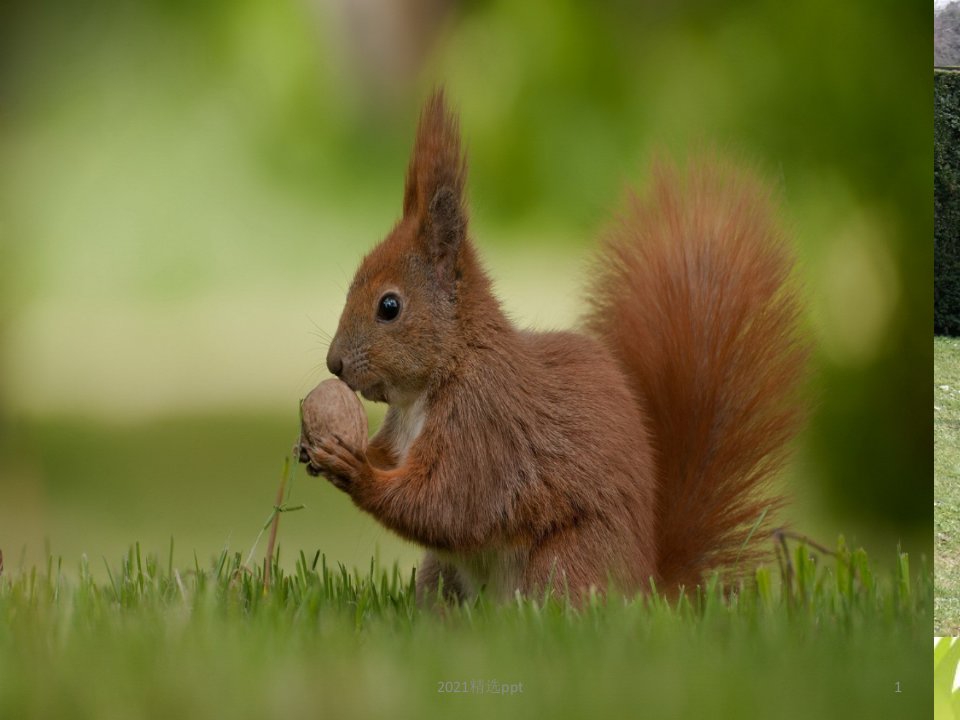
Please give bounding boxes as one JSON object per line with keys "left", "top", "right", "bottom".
{"left": 402, "top": 87, "right": 468, "bottom": 223}
{"left": 424, "top": 185, "right": 466, "bottom": 290}
{"left": 403, "top": 88, "right": 469, "bottom": 294}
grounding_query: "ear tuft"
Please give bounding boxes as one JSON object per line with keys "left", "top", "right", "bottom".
{"left": 427, "top": 186, "right": 463, "bottom": 254}
{"left": 402, "top": 87, "right": 468, "bottom": 221}
{"left": 424, "top": 185, "right": 466, "bottom": 286}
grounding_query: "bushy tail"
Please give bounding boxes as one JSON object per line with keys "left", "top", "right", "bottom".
{"left": 584, "top": 156, "right": 809, "bottom": 590}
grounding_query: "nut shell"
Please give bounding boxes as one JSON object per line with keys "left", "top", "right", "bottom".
{"left": 299, "top": 379, "right": 368, "bottom": 451}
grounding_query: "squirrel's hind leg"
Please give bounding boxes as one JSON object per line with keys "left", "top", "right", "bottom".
{"left": 523, "top": 519, "right": 647, "bottom": 601}
{"left": 415, "top": 551, "right": 466, "bottom": 606}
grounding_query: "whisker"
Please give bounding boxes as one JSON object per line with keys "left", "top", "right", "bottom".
{"left": 306, "top": 315, "right": 333, "bottom": 340}
{"left": 310, "top": 332, "right": 331, "bottom": 350}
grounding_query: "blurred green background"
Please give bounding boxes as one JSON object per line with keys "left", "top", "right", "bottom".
{"left": 0, "top": 0, "right": 929, "bottom": 576}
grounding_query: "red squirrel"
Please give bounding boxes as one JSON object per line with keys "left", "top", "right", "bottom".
{"left": 301, "top": 89, "right": 808, "bottom": 603}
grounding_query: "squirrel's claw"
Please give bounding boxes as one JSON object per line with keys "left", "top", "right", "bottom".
{"left": 296, "top": 443, "right": 311, "bottom": 465}
{"left": 303, "top": 435, "right": 368, "bottom": 494}
{"left": 332, "top": 433, "right": 367, "bottom": 464}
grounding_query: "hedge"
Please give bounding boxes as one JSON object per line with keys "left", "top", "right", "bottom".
{"left": 936, "top": 69, "right": 960, "bottom": 336}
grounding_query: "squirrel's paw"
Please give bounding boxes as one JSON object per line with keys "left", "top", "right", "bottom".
{"left": 302, "top": 434, "right": 369, "bottom": 493}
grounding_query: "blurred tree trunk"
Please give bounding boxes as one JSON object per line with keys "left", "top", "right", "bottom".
{"left": 317, "top": 0, "right": 457, "bottom": 107}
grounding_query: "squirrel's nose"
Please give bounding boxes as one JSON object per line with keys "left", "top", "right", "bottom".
{"left": 327, "top": 352, "right": 343, "bottom": 377}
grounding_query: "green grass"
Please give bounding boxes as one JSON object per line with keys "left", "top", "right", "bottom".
{"left": 936, "top": 637, "right": 960, "bottom": 720}
{"left": 937, "top": 337, "right": 960, "bottom": 633}
{"left": 0, "top": 537, "right": 930, "bottom": 719}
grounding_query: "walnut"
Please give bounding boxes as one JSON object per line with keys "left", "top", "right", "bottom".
{"left": 298, "top": 379, "right": 368, "bottom": 452}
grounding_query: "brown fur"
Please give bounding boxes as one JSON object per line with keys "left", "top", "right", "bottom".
{"left": 303, "top": 89, "right": 807, "bottom": 603}
{"left": 584, "top": 159, "right": 809, "bottom": 590}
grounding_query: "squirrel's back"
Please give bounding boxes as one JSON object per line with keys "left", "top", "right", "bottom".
{"left": 585, "top": 157, "right": 809, "bottom": 589}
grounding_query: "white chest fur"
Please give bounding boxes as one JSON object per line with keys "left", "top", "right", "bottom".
{"left": 390, "top": 395, "right": 427, "bottom": 463}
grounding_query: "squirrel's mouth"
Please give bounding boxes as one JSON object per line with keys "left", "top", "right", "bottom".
{"left": 358, "top": 382, "right": 387, "bottom": 404}
{"left": 341, "top": 366, "right": 387, "bottom": 403}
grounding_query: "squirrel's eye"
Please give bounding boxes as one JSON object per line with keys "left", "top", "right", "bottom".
{"left": 376, "top": 293, "right": 401, "bottom": 322}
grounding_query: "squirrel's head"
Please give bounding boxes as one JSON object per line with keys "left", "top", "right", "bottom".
{"left": 326, "top": 89, "right": 482, "bottom": 406}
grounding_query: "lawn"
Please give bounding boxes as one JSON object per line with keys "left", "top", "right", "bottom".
{"left": 938, "top": 337, "right": 960, "bottom": 634}
{"left": 0, "top": 532, "right": 930, "bottom": 718}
